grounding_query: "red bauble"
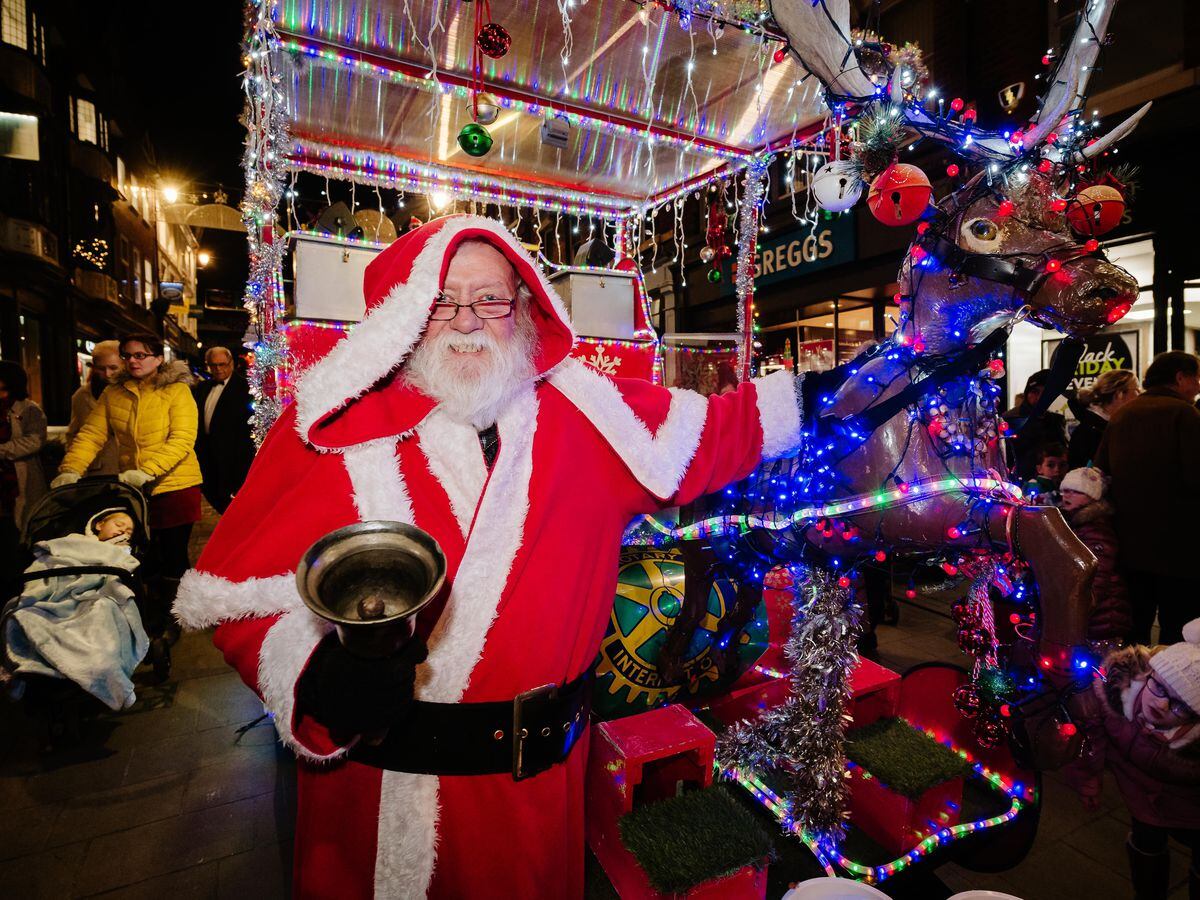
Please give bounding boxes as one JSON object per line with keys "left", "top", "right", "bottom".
{"left": 975, "top": 714, "right": 1006, "bottom": 749}
{"left": 1067, "top": 184, "right": 1125, "bottom": 236}
{"left": 958, "top": 625, "right": 991, "bottom": 656}
{"left": 950, "top": 598, "right": 976, "bottom": 625}
{"left": 953, "top": 684, "right": 983, "bottom": 719}
{"left": 867, "top": 164, "right": 932, "bottom": 226}
{"left": 476, "top": 22, "right": 512, "bottom": 59}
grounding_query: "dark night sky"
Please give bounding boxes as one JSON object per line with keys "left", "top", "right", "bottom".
{"left": 55, "top": 2, "right": 250, "bottom": 296}
{"left": 57, "top": 1, "right": 247, "bottom": 191}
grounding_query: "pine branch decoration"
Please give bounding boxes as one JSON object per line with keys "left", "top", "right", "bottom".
{"left": 847, "top": 105, "right": 906, "bottom": 184}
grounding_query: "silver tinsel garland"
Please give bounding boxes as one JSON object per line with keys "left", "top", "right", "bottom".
{"left": 734, "top": 156, "right": 769, "bottom": 379}
{"left": 241, "top": 0, "right": 292, "bottom": 444}
{"left": 717, "top": 567, "right": 864, "bottom": 848}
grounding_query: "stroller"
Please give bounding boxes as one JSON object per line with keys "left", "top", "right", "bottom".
{"left": 0, "top": 477, "right": 171, "bottom": 746}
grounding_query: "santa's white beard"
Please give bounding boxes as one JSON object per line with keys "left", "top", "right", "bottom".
{"left": 404, "top": 317, "right": 537, "bottom": 428}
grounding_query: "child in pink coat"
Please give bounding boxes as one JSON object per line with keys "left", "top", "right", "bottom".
{"left": 1067, "top": 619, "right": 1200, "bottom": 898}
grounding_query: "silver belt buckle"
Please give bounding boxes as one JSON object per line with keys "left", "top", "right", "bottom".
{"left": 512, "top": 682, "right": 558, "bottom": 781}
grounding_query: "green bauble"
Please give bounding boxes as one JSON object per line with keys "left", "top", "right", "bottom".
{"left": 706, "top": 268, "right": 722, "bottom": 284}
{"left": 457, "top": 123, "right": 493, "bottom": 157}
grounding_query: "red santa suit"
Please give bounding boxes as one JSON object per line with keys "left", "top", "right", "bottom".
{"left": 174, "top": 215, "right": 802, "bottom": 899}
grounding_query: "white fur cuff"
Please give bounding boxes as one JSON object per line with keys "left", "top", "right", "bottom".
{"left": 173, "top": 570, "right": 302, "bottom": 630}
{"left": 258, "top": 609, "right": 348, "bottom": 764}
{"left": 755, "top": 369, "right": 803, "bottom": 459}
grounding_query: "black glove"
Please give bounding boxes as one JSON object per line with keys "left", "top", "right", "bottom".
{"left": 297, "top": 634, "right": 428, "bottom": 741}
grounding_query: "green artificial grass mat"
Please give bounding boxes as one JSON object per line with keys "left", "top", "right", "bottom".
{"left": 845, "top": 717, "right": 973, "bottom": 800}
{"left": 618, "top": 784, "right": 774, "bottom": 893}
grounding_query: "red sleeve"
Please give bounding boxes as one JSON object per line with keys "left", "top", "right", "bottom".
{"left": 175, "top": 406, "right": 360, "bottom": 764}
{"left": 604, "top": 368, "right": 802, "bottom": 509}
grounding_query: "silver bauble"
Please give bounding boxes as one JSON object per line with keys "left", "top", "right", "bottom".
{"left": 810, "top": 160, "right": 864, "bottom": 213}
{"left": 700, "top": 246, "right": 716, "bottom": 264}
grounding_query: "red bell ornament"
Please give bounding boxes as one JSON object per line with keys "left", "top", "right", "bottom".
{"left": 867, "top": 164, "right": 932, "bottom": 226}
{"left": 1067, "top": 184, "right": 1125, "bottom": 236}
{"left": 953, "top": 684, "right": 983, "bottom": 719}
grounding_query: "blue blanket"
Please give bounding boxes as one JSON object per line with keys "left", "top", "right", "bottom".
{"left": 5, "top": 535, "right": 148, "bottom": 710}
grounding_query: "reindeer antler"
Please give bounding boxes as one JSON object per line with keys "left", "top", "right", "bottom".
{"left": 771, "top": 0, "right": 1149, "bottom": 167}
{"left": 769, "top": 0, "right": 876, "bottom": 101}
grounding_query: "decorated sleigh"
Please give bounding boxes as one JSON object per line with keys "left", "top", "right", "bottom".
{"left": 239, "top": 0, "right": 1145, "bottom": 893}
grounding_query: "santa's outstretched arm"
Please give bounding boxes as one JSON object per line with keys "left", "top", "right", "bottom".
{"left": 549, "top": 360, "right": 803, "bottom": 510}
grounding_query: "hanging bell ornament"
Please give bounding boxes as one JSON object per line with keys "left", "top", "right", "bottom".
{"left": 1066, "top": 184, "right": 1125, "bottom": 236}
{"left": 957, "top": 625, "right": 991, "bottom": 657}
{"left": 457, "top": 123, "right": 494, "bottom": 157}
{"left": 707, "top": 269, "right": 722, "bottom": 284}
{"left": 867, "top": 163, "right": 932, "bottom": 226}
{"left": 952, "top": 684, "right": 983, "bottom": 719}
{"left": 950, "top": 598, "right": 976, "bottom": 625}
{"left": 471, "top": 92, "right": 500, "bottom": 125}
{"left": 700, "top": 246, "right": 717, "bottom": 264}
{"left": 476, "top": 22, "right": 512, "bottom": 59}
{"left": 974, "top": 713, "right": 1006, "bottom": 750}
{"left": 810, "top": 160, "right": 864, "bottom": 213}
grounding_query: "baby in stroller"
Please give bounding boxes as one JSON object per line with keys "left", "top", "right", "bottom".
{"left": 1, "top": 481, "right": 154, "bottom": 713}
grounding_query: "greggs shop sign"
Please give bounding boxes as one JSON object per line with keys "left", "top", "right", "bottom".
{"left": 722, "top": 213, "right": 855, "bottom": 295}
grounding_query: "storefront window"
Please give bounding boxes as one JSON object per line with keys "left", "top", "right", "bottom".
{"left": 769, "top": 298, "right": 900, "bottom": 373}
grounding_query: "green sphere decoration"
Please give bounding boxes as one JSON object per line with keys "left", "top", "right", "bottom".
{"left": 707, "top": 268, "right": 722, "bottom": 284}
{"left": 457, "top": 123, "right": 493, "bottom": 157}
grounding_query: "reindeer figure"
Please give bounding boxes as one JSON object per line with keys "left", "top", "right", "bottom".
{"left": 764, "top": 0, "right": 1143, "bottom": 696}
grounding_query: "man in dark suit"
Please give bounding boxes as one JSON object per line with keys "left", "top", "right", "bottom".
{"left": 1097, "top": 351, "right": 1200, "bottom": 644}
{"left": 193, "top": 346, "right": 255, "bottom": 513}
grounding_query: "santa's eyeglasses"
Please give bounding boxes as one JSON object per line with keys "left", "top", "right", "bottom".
{"left": 429, "top": 293, "right": 515, "bottom": 321}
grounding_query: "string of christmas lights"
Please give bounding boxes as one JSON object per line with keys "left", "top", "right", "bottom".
{"left": 242, "top": 0, "right": 292, "bottom": 443}
{"left": 290, "top": 139, "right": 638, "bottom": 219}
{"left": 279, "top": 37, "right": 747, "bottom": 160}
{"left": 718, "top": 719, "right": 1032, "bottom": 885}
{"left": 630, "top": 475, "right": 1023, "bottom": 543}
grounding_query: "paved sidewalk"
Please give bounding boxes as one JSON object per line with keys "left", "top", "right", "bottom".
{"left": 0, "top": 504, "right": 1189, "bottom": 897}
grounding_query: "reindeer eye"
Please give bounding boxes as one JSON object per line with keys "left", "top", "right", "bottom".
{"left": 968, "top": 219, "right": 1000, "bottom": 241}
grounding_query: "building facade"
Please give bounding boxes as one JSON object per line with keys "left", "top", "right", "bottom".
{"left": 0, "top": 0, "right": 198, "bottom": 422}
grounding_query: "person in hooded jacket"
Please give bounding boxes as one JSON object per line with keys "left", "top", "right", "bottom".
{"left": 1067, "top": 368, "right": 1140, "bottom": 470}
{"left": 1066, "top": 620, "right": 1200, "bottom": 899}
{"left": 53, "top": 333, "right": 201, "bottom": 625}
{"left": 1058, "top": 466, "right": 1131, "bottom": 651}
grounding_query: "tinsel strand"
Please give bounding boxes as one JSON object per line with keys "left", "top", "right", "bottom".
{"left": 717, "top": 567, "right": 864, "bottom": 848}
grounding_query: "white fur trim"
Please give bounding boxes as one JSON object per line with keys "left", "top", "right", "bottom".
{"left": 342, "top": 437, "right": 414, "bottom": 523}
{"left": 257, "top": 608, "right": 344, "bottom": 764}
{"left": 416, "top": 411, "right": 488, "bottom": 536}
{"left": 548, "top": 358, "right": 708, "bottom": 500}
{"left": 294, "top": 215, "right": 576, "bottom": 445}
{"left": 173, "top": 570, "right": 300, "bottom": 630}
{"left": 374, "top": 772, "right": 440, "bottom": 898}
{"left": 419, "top": 384, "right": 538, "bottom": 702}
{"left": 755, "top": 369, "right": 803, "bottom": 459}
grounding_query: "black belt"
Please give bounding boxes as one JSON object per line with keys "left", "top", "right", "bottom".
{"left": 351, "top": 671, "right": 593, "bottom": 781}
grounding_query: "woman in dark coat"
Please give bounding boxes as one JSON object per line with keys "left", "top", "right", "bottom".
{"left": 1068, "top": 368, "right": 1140, "bottom": 469}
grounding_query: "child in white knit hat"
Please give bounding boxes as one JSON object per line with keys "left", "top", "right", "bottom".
{"left": 1059, "top": 467, "right": 1131, "bottom": 651}
{"left": 1066, "top": 620, "right": 1200, "bottom": 897}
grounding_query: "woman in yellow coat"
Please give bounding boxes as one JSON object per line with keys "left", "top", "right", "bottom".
{"left": 54, "top": 332, "right": 202, "bottom": 593}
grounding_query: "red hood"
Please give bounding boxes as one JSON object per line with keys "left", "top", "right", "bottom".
{"left": 294, "top": 214, "right": 577, "bottom": 449}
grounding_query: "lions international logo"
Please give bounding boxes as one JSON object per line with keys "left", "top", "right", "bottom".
{"left": 592, "top": 547, "right": 768, "bottom": 720}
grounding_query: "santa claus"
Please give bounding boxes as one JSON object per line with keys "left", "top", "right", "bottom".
{"left": 174, "top": 214, "right": 803, "bottom": 898}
